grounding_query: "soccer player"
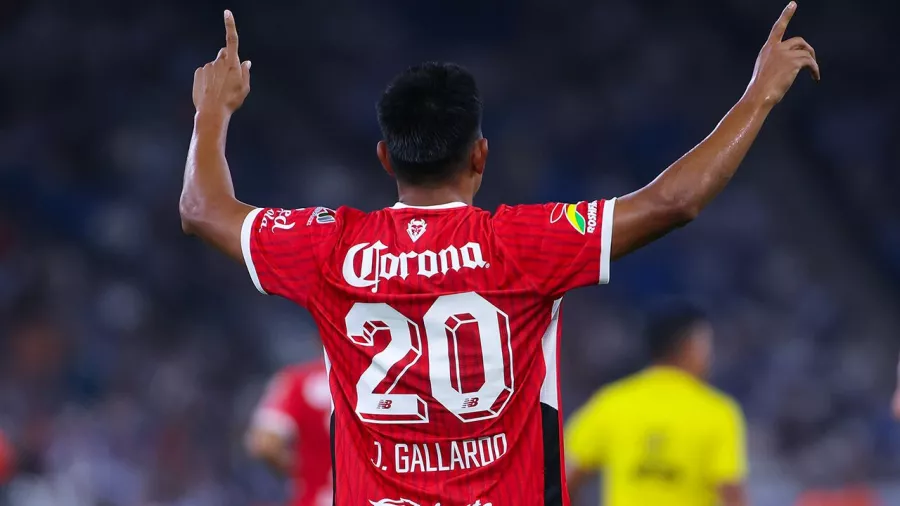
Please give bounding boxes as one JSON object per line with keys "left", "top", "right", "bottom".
{"left": 180, "top": 4, "right": 817, "bottom": 505}
{"left": 565, "top": 303, "right": 748, "bottom": 506}
{"left": 246, "top": 360, "right": 333, "bottom": 506}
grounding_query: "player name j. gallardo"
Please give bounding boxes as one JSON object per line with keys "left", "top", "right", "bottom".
{"left": 370, "top": 433, "right": 508, "bottom": 474}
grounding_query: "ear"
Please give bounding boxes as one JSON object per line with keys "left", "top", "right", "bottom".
{"left": 377, "top": 141, "right": 394, "bottom": 177}
{"left": 471, "top": 138, "right": 489, "bottom": 175}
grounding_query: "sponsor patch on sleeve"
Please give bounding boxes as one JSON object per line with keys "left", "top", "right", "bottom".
{"left": 307, "top": 207, "right": 337, "bottom": 226}
{"left": 550, "top": 202, "right": 596, "bottom": 235}
{"left": 259, "top": 208, "right": 298, "bottom": 233}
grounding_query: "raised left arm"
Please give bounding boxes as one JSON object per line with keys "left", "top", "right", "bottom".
{"left": 179, "top": 10, "right": 254, "bottom": 263}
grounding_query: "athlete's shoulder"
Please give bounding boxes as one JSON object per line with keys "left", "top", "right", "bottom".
{"left": 492, "top": 201, "right": 604, "bottom": 235}
{"left": 271, "top": 365, "right": 305, "bottom": 390}
{"left": 491, "top": 202, "right": 548, "bottom": 220}
{"left": 593, "top": 372, "right": 647, "bottom": 404}
{"left": 698, "top": 384, "right": 743, "bottom": 417}
{"left": 251, "top": 205, "right": 350, "bottom": 243}
{"left": 314, "top": 205, "right": 365, "bottom": 224}
{"left": 568, "top": 379, "right": 634, "bottom": 429}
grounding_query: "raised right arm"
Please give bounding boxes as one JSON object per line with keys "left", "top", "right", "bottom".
{"left": 610, "top": 2, "right": 818, "bottom": 259}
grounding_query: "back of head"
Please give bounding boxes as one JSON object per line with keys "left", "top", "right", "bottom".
{"left": 376, "top": 62, "right": 483, "bottom": 187}
{"left": 644, "top": 301, "right": 710, "bottom": 364}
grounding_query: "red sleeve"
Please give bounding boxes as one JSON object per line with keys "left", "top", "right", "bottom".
{"left": 252, "top": 369, "right": 303, "bottom": 439}
{"left": 240, "top": 206, "right": 341, "bottom": 304}
{"left": 493, "top": 199, "right": 616, "bottom": 297}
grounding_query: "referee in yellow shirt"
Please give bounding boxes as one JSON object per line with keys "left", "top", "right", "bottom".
{"left": 565, "top": 302, "right": 748, "bottom": 506}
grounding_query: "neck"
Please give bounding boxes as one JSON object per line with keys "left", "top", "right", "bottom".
{"left": 396, "top": 184, "right": 472, "bottom": 207}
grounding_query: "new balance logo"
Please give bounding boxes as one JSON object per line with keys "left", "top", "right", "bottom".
{"left": 377, "top": 400, "right": 393, "bottom": 410}
{"left": 342, "top": 242, "right": 488, "bottom": 293}
{"left": 461, "top": 398, "right": 479, "bottom": 409}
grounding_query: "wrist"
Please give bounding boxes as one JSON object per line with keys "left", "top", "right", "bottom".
{"left": 194, "top": 109, "right": 232, "bottom": 129}
{"left": 741, "top": 85, "right": 778, "bottom": 113}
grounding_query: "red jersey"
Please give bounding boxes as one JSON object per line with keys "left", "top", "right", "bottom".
{"left": 253, "top": 362, "right": 334, "bottom": 506}
{"left": 241, "top": 199, "right": 616, "bottom": 506}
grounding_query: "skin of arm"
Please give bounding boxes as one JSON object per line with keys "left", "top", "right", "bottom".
{"left": 180, "top": 111, "right": 253, "bottom": 262}
{"left": 611, "top": 95, "right": 772, "bottom": 259}
{"left": 179, "top": 11, "right": 253, "bottom": 263}
{"left": 245, "top": 426, "right": 294, "bottom": 476}
{"left": 182, "top": 5, "right": 818, "bottom": 268}
{"left": 611, "top": 1, "right": 818, "bottom": 259}
{"left": 565, "top": 464, "right": 594, "bottom": 503}
{"left": 719, "top": 483, "right": 750, "bottom": 506}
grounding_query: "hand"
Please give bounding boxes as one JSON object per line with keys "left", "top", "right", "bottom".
{"left": 192, "top": 10, "right": 251, "bottom": 116}
{"left": 747, "top": 2, "right": 820, "bottom": 106}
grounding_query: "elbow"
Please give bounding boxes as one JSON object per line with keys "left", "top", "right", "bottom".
{"left": 179, "top": 197, "right": 203, "bottom": 235}
{"left": 672, "top": 200, "right": 701, "bottom": 226}
{"left": 654, "top": 191, "right": 701, "bottom": 227}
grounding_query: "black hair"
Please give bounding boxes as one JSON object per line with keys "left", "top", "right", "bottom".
{"left": 644, "top": 301, "right": 709, "bottom": 361}
{"left": 376, "top": 62, "right": 483, "bottom": 186}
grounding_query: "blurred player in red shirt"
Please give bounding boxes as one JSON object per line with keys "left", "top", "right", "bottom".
{"left": 0, "top": 429, "right": 15, "bottom": 485}
{"left": 246, "top": 361, "right": 333, "bottom": 506}
{"left": 182, "top": 5, "right": 817, "bottom": 505}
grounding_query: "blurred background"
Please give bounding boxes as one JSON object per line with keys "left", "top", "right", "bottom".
{"left": 0, "top": 0, "right": 898, "bottom": 505}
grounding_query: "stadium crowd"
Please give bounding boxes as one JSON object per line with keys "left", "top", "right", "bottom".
{"left": 0, "top": 0, "right": 897, "bottom": 504}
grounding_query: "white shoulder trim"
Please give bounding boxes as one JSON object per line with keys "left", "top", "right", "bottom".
{"left": 599, "top": 198, "right": 616, "bottom": 285}
{"left": 391, "top": 201, "right": 467, "bottom": 210}
{"left": 241, "top": 208, "right": 268, "bottom": 295}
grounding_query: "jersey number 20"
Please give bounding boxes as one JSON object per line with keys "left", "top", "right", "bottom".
{"left": 345, "top": 292, "right": 513, "bottom": 424}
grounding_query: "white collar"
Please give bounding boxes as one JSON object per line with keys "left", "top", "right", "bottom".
{"left": 391, "top": 202, "right": 467, "bottom": 210}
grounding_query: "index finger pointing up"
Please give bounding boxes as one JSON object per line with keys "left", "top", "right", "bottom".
{"left": 224, "top": 10, "right": 239, "bottom": 58}
{"left": 768, "top": 2, "right": 797, "bottom": 43}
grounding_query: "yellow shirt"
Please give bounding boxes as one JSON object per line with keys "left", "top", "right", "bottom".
{"left": 565, "top": 367, "right": 747, "bottom": 506}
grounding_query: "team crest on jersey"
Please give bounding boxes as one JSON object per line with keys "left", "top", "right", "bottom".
{"left": 307, "top": 207, "right": 336, "bottom": 226}
{"left": 406, "top": 218, "right": 427, "bottom": 242}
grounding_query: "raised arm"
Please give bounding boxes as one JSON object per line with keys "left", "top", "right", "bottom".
{"left": 611, "top": 2, "right": 818, "bottom": 259}
{"left": 180, "top": 10, "right": 255, "bottom": 263}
